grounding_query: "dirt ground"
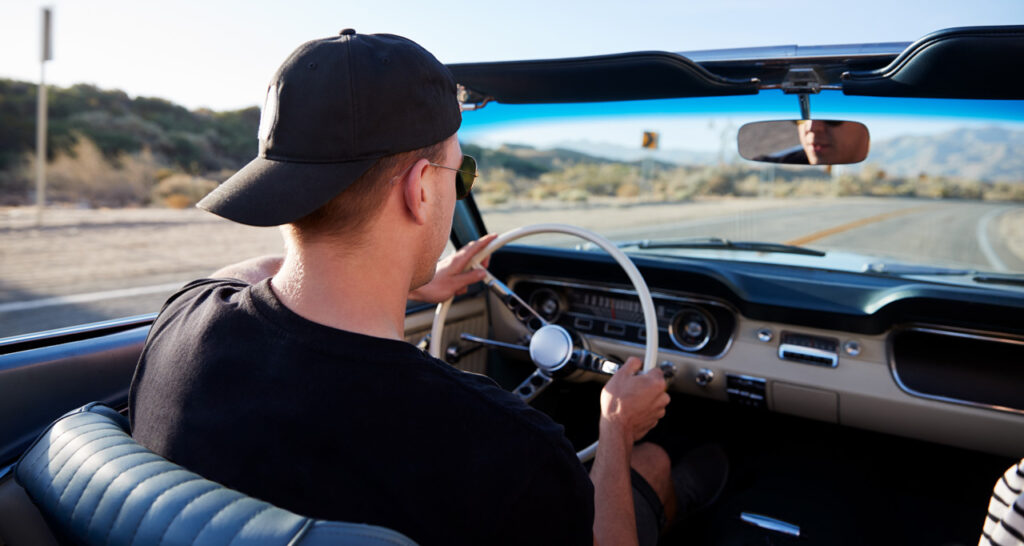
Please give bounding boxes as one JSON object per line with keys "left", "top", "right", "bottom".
{"left": 2, "top": 197, "right": 1021, "bottom": 305}
{"left": 0, "top": 206, "right": 284, "bottom": 300}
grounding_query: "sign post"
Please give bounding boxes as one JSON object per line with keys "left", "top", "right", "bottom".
{"left": 641, "top": 131, "right": 658, "bottom": 185}
{"left": 36, "top": 7, "right": 52, "bottom": 225}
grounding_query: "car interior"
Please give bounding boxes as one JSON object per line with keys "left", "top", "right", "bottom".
{"left": 2, "top": 24, "right": 1023, "bottom": 546}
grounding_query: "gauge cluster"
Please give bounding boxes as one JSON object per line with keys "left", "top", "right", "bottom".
{"left": 511, "top": 277, "right": 735, "bottom": 358}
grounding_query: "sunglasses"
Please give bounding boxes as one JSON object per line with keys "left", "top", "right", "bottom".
{"left": 428, "top": 155, "right": 477, "bottom": 199}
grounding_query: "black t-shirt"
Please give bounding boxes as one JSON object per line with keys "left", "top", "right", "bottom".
{"left": 129, "top": 279, "right": 594, "bottom": 546}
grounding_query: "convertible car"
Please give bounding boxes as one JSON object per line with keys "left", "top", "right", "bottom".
{"left": 2, "top": 25, "right": 1023, "bottom": 545}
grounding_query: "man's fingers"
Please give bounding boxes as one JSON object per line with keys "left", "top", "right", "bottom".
{"left": 456, "top": 233, "right": 497, "bottom": 270}
{"left": 616, "top": 357, "right": 643, "bottom": 377}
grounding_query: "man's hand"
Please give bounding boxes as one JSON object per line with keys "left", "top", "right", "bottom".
{"left": 599, "top": 357, "right": 669, "bottom": 443}
{"left": 408, "top": 234, "right": 498, "bottom": 303}
{"left": 591, "top": 357, "right": 668, "bottom": 546}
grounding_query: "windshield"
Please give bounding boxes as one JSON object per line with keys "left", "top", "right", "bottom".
{"left": 463, "top": 90, "right": 1024, "bottom": 283}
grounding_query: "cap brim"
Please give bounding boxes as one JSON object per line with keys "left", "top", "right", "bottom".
{"left": 197, "top": 155, "right": 378, "bottom": 226}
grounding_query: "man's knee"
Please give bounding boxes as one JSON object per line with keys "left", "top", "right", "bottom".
{"left": 631, "top": 442, "right": 673, "bottom": 504}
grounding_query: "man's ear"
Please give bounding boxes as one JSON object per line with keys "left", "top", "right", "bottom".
{"left": 401, "top": 158, "right": 432, "bottom": 225}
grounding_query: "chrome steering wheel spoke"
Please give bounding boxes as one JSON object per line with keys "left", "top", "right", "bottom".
{"left": 570, "top": 348, "right": 622, "bottom": 375}
{"left": 476, "top": 265, "right": 549, "bottom": 331}
{"left": 511, "top": 369, "right": 553, "bottom": 404}
{"left": 429, "top": 224, "right": 661, "bottom": 463}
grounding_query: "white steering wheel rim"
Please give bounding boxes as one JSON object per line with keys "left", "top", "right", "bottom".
{"left": 428, "top": 223, "right": 659, "bottom": 372}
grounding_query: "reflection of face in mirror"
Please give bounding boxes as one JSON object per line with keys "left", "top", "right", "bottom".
{"left": 796, "top": 120, "right": 869, "bottom": 165}
{"left": 738, "top": 120, "right": 870, "bottom": 165}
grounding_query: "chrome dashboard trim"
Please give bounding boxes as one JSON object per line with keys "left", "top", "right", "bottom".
{"left": 509, "top": 275, "right": 737, "bottom": 312}
{"left": 777, "top": 343, "right": 838, "bottom": 368}
{"left": 887, "top": 324, "right": 1024, "bottom": 417}
{"left": 507, "top": 275, "right": 737, "bottom": 360}
{"left": 667, "top": 306, "right": 714, "bottom": 352}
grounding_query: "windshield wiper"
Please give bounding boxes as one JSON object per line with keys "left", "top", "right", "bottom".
{"left": 615, "top": 237, "right": 826, "bottom": 257}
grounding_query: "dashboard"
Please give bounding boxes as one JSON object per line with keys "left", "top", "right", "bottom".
{"left": 485, "top": 245, "right": 1024, "bottom": 458}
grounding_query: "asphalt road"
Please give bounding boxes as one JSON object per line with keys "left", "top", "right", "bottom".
{"left": 1, "top": 198, "right": 1021, "bottom": 338}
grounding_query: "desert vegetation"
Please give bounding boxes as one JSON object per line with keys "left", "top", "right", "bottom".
{"left": 1, "top": 79, "right": 1022, "bottom": 211}
{"left": 465, "top": 144, "right": 1024, "bottom": 209}
{"left": 0, "top": 79, "right": 256, "bottom": 208}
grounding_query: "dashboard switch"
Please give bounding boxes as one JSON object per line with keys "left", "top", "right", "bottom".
{"left": 695, "top": 367, "right": 715, "bottom": 387}
{"left": 843, "top": 340, "right": 862, "bottom": 356}
{"left": 726, "top": 374, "right": 767, "bottom": 409}
{"left": 756, "top": 328, "right": 773, "bottom": 343}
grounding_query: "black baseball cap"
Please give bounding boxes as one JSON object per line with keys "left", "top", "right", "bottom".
{"left": 197, "top": 29, "right": 462, "bottom": 226}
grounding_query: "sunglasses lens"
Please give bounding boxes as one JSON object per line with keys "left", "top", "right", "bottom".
{"left": 456, "top": 155, "right": 477, "bottom": 199}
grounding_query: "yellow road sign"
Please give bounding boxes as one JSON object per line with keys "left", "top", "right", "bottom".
{"left": 642, "top": 131, "right": 659, "bottom": 149}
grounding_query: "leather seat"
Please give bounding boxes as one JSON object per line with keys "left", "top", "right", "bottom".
{"left": 3, "top": 403, "right": 417, "bottom": 545}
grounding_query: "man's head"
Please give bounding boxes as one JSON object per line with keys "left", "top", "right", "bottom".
{"left": 796, "top": 120, "right": 870, "bottom": 165}
{"left": 197, "top": 30, "right": 462, "bottom": 228}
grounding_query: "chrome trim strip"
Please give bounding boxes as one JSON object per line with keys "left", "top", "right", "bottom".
{"left": 887, "top": 324, "right": 1024, "bottom": 416}
{"left": 587, "top": 334, "right": 727, "bottom": 361}
{"left": 509, "top": 275, "right": 736, "bottom": 312}
{"left": 507, "top": 275, "right": 737, "bottom": 359}
{"left": 740, "top": 512, "right": 801, "bottom": 537}
{"left": 680, "top": 42, "right": 910, "bottom": 63}
{"left": 777, "top": 343, "right": 838, "bottom": 368}
{"left": 0, "top": 313, "right": 156, "bottom": 348}
{"left": 667, "top": 307, "right": 714, "bottom": 352}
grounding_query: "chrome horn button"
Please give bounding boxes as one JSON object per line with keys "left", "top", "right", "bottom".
{"left": 528, "top": 325, "right": 574, "bottom": 373}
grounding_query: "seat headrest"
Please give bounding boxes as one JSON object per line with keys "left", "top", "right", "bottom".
{"left": 14, "top": 403, "right": 417, "bottom": 546}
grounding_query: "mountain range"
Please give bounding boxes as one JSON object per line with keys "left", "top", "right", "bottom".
{"left": 525, "top": 126, "right": 1024, "bottom": 182}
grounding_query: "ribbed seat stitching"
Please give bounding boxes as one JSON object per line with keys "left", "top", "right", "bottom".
{"left": 25, "top": 419, "right": 109, "bottom": 484}
{"left": 114, "top": 468, "right": 191, "bottom": 546}
{"left": 138, "top": 477, "right": 208, "bottom": 546}
{"left": 89, "top": 460, "right": 170, "bottom": 540}
{"left": 188, "top": 496, "right": 247, "bottom": 545}
{"left": 34, "top": 426, "right": 118, "bottom": 491}
{"left": 38, "top": 428, "right": 122, "bottom": 515}
{"left": 75, "top": 449, "right": 152, "bottom": 530}
{"left": 150, "top": 485, "right": 227, "bottom": 545}
{"left": 225, "top": 505, "right": 274, "bottom": 546}
{"left": 58, "top": 436, "right": 130, "bottom": 509}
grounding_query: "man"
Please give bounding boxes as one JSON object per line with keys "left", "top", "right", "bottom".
{"left": 131, "top": 30, "right": 710, "bottom": 546}
{"left": 796, "top": 120, "right": 870, "bottom": 165}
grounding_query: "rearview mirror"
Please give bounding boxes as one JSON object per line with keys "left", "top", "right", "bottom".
{"left": 738, "top": 120, "right": 870, "bottom": 165}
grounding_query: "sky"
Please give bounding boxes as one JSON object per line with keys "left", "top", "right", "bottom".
{"left": 1, "top": 0, "right": 1022, "bottom": 112}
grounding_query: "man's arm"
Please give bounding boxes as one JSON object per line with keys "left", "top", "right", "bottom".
{"left": 590, "top": 358, "right": 669, "bottom": 546}
{"left": 208, "top": 234, "right": 497, "bottom": 300}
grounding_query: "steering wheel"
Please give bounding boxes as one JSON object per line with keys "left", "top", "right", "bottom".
{"left": 428, "top": 223, "right": 659, "bottom": 461}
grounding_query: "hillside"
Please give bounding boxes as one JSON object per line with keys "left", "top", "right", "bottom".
{"left": 865, "top": 126, "right": 1024, "bottom": 182}
{"left": 0, "top": 79, "right": 258, "bottom": 205}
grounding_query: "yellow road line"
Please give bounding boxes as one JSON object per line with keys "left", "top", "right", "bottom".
{"left": 786, "top": 206, "right": 928, "bottom": 246}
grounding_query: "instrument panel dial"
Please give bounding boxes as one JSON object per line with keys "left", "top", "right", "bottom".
{"left": 668, "top": 307, "right": 715, "bottom": 352}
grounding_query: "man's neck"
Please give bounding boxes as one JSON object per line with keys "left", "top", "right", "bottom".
{"left": 270, "top": 237, "right": 414, "bottom": 341}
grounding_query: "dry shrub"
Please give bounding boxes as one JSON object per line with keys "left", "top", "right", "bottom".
{"left": 163, "top": 193, "right": 194, "bottom": 209}
{"left": 985, "top": 183, "right": 1024, "bottom": 202}
{"left": 152, "top": 174, "right": 219, "bottom": 208}
{"left": 46, "top": 135, "right": 159, "bottom": 206}
{"left": 616, "top": 182, "right": 640, "bottom": 198}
